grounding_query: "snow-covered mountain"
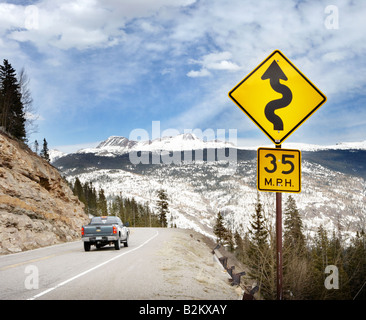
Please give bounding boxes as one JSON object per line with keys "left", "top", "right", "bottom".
{"left": 53, "top": 135, "right": 366, "bottom": 241}
{"left": 75, "top": 133, "right": 235, "bottom": 157}
{"left": 51, "top": 135, "right": 366, "bottom": 160}
{"left": 48, "top": 149, "right": 67, "bottom": 163}
{"left": 97, "top": 136, "right": 137, "bottom": 149}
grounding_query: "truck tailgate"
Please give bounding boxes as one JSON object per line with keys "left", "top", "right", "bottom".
{"left": 83, "top": 225, "right": 114, "bottom": 236}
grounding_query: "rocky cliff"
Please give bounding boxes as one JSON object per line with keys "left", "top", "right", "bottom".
{"left": 0, "top": 131, "right": 88, "bottom": 254}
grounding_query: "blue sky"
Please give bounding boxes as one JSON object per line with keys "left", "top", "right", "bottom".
{"left": 1, "top": 0, "right": 366, "bottom": 152}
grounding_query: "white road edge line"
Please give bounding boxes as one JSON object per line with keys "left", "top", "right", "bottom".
{"left": 27, "top": 230, "right": 159, "bottom": 300}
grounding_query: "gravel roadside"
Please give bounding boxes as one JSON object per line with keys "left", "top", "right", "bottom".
{"left": 154, "top": 228, "right": 242, "bottom": 300}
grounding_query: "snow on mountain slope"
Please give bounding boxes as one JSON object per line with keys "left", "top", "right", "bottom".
{"left": 73, "top": 133, "right": 235, "bottom": 158}
{"left": 49, "top": 149, "right": 67, "bottom": 163}
{"left": 139, "top": 133, "right": 235, "bottom": 152}
{"left": 54, "top": 134, "right": 366, "bottom": 241}
{"left": 327, "top": 140, "right": 366, "bottom": 150}
{"left": 68, "top": 157, "right": 366, "bottom": 242}
{"left": 97, "top": 136, "right": 136, "bottom": 149}
{"left": 50, "top": 133, "right": 366, "bottom": 162}
{"left": 52, "top": 135, "right": 366, "bottom": 160}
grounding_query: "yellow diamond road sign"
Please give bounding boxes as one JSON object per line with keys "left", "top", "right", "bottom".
{"left": 229, "top": 50, "right": 327, "bottom": 145}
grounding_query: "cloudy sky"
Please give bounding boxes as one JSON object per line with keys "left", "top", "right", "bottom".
{"left": 1, "top": 0, "right": 366, "bottom": 152}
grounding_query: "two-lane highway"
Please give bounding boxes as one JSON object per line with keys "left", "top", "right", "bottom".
{"left": 0, "top": 228, "right": 239, "bottom": 300}
{"left": 0, "top": 228, "right": 158, "bottom": 300}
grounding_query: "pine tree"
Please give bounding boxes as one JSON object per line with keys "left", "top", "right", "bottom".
{"left": 130, "top": 197, "right": 138, "bottom": 227}
{"left": 86, "top": 182, "right": 98, "bottom": 216}
{"left": 40, "top": 138, "right": 50, "bottom": 162}
{"left": 283, "top": 195, "right": 305, "bottom": 252}
{"left": 109, "top": 199, "right": 119, "bottom": 217}
{"left": 346, "top": 230, "right": 366, "bottom": 300}
{"left": 117, "top": 195, "right": 126, "bottom": 223}
{"left": 282, "top": 196, "right": 312, "bottom": 299}
{"left": 213, "top": 211, "right": 228, "bottom": 244}
{"left": 327, "top": 231, "right": 351, "bottom": 299}
{"left": 156, "top": 189, "right": 169, "bottom": 227}
{"left": 97, "top": 188, "right": 108, "bottom": 216}
{"left": 248, "top": 192, "right": 268, "bottom": 248}
{"left": 246, "top": 193, "right": 272, "bottom": 298}
{"left": 310, "top": 225, "right": 331, "bottom": 299}
{"left": 234, "top": 231, "right": 245, "bottom": 262}
{"left": 72, "top": 177, "right": 85, "bottom": 205}
{"left": 0, "top": 59, "right": 26, "bottom": 140}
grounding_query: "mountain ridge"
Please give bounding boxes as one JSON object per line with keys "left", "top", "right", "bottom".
{"left": 72, "top": 133, "right": 235, "bottom": 158}
{"left": 53, "top": 134, "right": 366, "bottom": 180}
{"left": 52, "top": 134, "right": 366, "bottom": 159}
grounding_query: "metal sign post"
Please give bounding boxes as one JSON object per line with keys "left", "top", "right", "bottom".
{"left": 275, "top": 144, "right": 282, "bottom": 300}
{"left": 276, "top": 191, "right": 282, "bottom": 300}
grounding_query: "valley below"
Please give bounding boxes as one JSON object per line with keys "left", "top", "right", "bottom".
{"left": 53, "top": 135, "right": 366, "bottom": 242}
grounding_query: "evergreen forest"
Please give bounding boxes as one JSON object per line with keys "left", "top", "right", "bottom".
{"left": 214, "top": 194, "right": 366, "bottom": 300}
{"left": 70, "top": 177, "right": 168, "bottom": 228}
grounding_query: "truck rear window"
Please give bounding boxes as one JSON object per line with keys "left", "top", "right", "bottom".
{"left": 90, "top": 217, "right": 120, "bottom": 225}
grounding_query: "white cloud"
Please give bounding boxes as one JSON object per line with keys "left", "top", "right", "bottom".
{"left": 7, "top": 1, "right": 123, "bottom": 51}
{"left": 1, "top": 0, "right": 366, "bottom": 147}
{"left": 208, "top": 60, "right": 241, "bottom": 71}
{"left": 52, "top": 141, "right": 101, "bottom": 154}
{"left": 2, "top": 0, "right": 197, "bottom": 51}
{"left": 187, "top": 68, "right": 211, "bottom": 78}
{"left": 187, "top": 51, "right": 240, "bottom": 77}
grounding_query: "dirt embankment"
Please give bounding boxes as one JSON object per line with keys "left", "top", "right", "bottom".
{"left": 154, "top": 228, "right": 244, "bottom": 299}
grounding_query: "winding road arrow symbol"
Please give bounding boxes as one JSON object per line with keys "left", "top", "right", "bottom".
{"left": 261, "top": 60, "right": 292, "bottom": 131}
{"left": 229, "top": 50, "right": 327, "bottom": 145}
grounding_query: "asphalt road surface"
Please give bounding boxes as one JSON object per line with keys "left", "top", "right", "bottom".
{"left": 0, "top": 228, "right": 239, "bottom": 300}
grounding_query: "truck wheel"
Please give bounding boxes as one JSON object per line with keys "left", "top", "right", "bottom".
{"left": 84, "top": 242, "right": 91, "bottom": 252}
{"left": 114, "top": 239, "right": 121, "bottom": 250}
{"left": 123, "top": 236, "right": 129, "bottom": 247}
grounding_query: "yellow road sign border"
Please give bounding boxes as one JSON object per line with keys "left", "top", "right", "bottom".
{"left": 229, "top": 50, "right": 327, "bottom": 145}
{"left": 257, "top": 147, "right": 301, "bottom": 193}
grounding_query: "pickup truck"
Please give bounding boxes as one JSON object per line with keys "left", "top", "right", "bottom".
{"left": 81, "top": 216, "right": 130, "bottom": 251}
